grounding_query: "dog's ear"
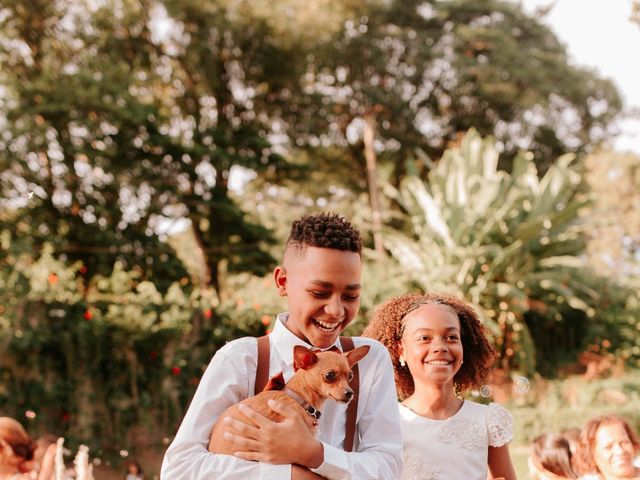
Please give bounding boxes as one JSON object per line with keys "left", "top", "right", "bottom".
{"left": 293, "top": 345, "right": 318, "bottom": 371}
{"left": 263, "top": 372, "right": 285, "bottom": 391}
{"left": 346, "top": 345, "right": 370, "bottom": 368}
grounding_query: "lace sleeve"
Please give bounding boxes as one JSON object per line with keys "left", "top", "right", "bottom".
{"left": 486, "top": 403, "right": 514, "bottom": 447}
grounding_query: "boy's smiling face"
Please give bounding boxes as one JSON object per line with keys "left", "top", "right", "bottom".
{"left": 274, "top": 246, "right": 362, "bottom": 349}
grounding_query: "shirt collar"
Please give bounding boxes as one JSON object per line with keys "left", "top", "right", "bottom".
{"left": 271, "top": 312, "right": 343, "bottom": 366}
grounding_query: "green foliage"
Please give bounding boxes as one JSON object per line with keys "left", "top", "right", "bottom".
{"left": 285, "top": 0, "right": 622, "bottom": 195}
{"left": 379, "top": 130, "right": 635, "bottom": 374}
{"left": 0, "top": 241, "right": 266, "bottom": 454}
{"left": 509, "top": 370, "right": 640, "bottom": 445}
{"left": 0, "top": 0, "right": 282, "bottom": 294}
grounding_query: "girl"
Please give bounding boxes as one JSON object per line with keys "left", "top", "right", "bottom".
{"left": 364, "top": 292, "right": 517, "bottom": 480}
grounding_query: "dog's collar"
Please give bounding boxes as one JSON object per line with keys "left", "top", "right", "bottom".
{"left": 283, "top": 387, "right": 321, "bottom": 424}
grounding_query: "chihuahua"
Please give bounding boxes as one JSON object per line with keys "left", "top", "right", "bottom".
{"left": 208, "top": 344, "right": 370, "bottom": 454}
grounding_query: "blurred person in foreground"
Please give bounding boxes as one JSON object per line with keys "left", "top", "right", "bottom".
{"left": 573, "top": 415, "right": 639, "bottom": 480}
{"left": 0, "top": 417, "right": 54, "bottom": 480}
{"left": 529, "top": 432, "right": 578, "bottom": 479}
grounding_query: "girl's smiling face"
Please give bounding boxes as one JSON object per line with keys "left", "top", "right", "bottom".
{"left": 398, "top": 303, "right": 463, "bottom": 389}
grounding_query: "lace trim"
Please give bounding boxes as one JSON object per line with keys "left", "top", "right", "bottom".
{"left": 487, "top": 403, "right": 514, "bottom": 447}
{"left": 436, "top": 413, "right": 487, "bottom": 450}
{"left": 401, "top": 451, "right": 442, "bottom": 480}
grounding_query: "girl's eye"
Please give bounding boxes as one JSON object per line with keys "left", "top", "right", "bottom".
{"left": 418, "top": 336, "right": 431, "bottom": 342}
{"left": 448, "top": 335, "right": 459, "bottom": 341}
{"left": 324, "top": 371, "right": 336, "bottom": 382}
{"left": 343, "top": 295, "right": 360, "bottom": 302}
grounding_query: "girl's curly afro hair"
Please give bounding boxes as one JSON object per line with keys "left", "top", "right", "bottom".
{"left": 363, "top": 292, "right": 497, "bottom": 400}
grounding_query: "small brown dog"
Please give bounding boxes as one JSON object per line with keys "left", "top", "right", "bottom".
{"left": 208, "top": 344, "right": 370, "bottom": 454}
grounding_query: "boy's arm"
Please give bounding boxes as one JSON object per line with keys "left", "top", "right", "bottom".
{"left": 311, "top": 341, "right": 403, "bottom": 480}
{"left": 160, "top": 342, "right": 292, "bottom": 480}
{"left": 225, "top": 340, "right": 403, "bottom": 479}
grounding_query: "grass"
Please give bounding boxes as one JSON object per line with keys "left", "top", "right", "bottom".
{"left": 511, "top": 445, "right": 530, "bottom": 479}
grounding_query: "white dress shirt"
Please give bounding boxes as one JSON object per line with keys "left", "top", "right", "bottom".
{"left": 161, "top": 313, "right": 403, "bottom": 479}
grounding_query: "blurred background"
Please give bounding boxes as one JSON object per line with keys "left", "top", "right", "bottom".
{"left": 1, "top": 0, "right": 639, "bottom": 477}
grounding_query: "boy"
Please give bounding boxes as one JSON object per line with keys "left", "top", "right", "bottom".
{"left": 161, "top": 213, "right": 402, "bottom": 479}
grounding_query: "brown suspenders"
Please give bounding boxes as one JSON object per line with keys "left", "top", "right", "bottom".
{"left": 254, "top": 335, "right": 360, "bottom": 452}
{"left": 255, "top": 335, "right": 271, "bottom": 395}
{"left": 339, "top": 336, "right": 359, "bottom": 453}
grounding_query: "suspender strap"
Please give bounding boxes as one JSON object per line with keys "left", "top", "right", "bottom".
{"left": 253, "top": 334, "right": 359, "bottom": 451}
{"left": 255, "top": 335, "right": 270, "bottom": 395}
{"left": 340, "top": 336, "right": 359, "bottom": 453}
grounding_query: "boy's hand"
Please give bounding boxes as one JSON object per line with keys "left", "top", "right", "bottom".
{"left": 223, "top": 400, "right": 324, "bottom": 467}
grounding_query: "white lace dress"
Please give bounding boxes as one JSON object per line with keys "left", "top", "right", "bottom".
{"left": 398, "top": 400, "right": 514, "bottom": 480}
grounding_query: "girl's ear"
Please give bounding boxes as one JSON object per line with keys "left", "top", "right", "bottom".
{"left": 273, "top": 266, "right": 287, "bottom": 297}
{"left": 397, "top": 342, "right": 406, "bottom": 365}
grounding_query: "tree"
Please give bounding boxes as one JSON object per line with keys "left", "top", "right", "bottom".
{"left": 0, "top": 0, "right": 311, "bottom": 293}
{"left": 380, "top": 130, "right": 619, "bottom": 374}
{"left": 0, "top": 0, "right": 188, "bottom": 286}
{"left": 263, "top": 0, "right": 622, "bottom": 245}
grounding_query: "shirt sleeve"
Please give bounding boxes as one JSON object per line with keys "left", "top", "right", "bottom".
{"left": 310, "top": 341, "right": 403, "bottom": 480}
{"left": 160, "top": 342, "right": 292, "bottom": 480}
{"left": 486, "top": 402, "right": 514, "bottom": 447}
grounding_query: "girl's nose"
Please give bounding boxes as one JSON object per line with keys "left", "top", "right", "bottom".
{"left": 432, "top": 338, "right": 449, "bottom": 352}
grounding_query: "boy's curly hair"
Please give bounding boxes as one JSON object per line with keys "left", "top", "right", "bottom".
{"left": 286, "top": 213, "right": 362, "bottom": 254}
{"left": 572, "top": 415, "right": 640, "bottom": 476}
{"left": 363, "top": 292, "right": 497, "bottom": 399}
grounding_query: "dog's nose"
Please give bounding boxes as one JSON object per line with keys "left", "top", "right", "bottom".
{"left": 344, "top": 389, "right": 354, "bottom": 400}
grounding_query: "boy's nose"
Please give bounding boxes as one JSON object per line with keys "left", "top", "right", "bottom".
{"left": 324, "top": 297, "right": 344, "bottom": 318}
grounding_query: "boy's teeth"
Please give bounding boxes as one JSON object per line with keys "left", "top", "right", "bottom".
{"left": 315, "top": 319, "right": 338, "bottom": 331}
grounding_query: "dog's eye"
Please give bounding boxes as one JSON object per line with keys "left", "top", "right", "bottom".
{"left": 324, "top": 371, "right": 336, "bottom": 382}
{"left": 347, "top": 370, "right": 354, "bottom": 382}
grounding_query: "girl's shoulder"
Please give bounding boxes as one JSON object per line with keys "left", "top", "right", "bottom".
{"left": 463, "top": 400, "right": 512, "bottom": 418}
{"left": 463, "top": 401, "right": 514, "bottom": 447}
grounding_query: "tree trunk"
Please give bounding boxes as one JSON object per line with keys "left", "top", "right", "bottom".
{"left": 363, "top": 113, "right": 384, "bottom": 253}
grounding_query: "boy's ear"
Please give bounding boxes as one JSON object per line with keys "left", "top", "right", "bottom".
{"left": 273, "top": 266, "right": 287, "bottom": 297}
{"left": 293, "top": 345, "right": 318, "bottom": 371}
{"left": 346, "top": 345, "right": 370, "bottom": 367}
